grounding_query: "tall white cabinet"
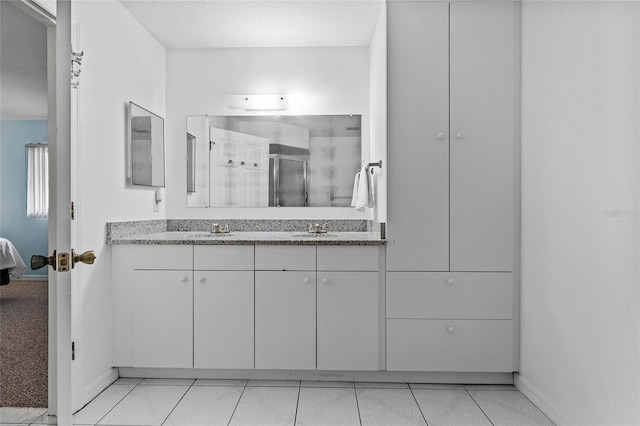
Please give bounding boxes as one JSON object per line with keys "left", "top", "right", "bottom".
{"left": 386, "top": 1, "right": 517, "bottom": 372}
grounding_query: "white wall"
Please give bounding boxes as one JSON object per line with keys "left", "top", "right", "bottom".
{"left": 369, "top": 5, "right": 386, "bottom": 222}
{"left": 519, "top": 2, "right": 639, "bottom": 425}
{"left": 72, "top": 0, "right": 166, "bottom": 406}
{"left": 166, "top": 47, "right": 370, "bottom": 218}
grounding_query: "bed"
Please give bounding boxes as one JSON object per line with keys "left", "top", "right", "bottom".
{"left": 0, "top": 238, "right": 27, "bottom": 285}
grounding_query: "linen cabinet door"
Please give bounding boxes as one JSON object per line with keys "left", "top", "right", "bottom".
{"left": 255, "top": 271, "right": 316, "bottom": 370}
{"left": 449, "top": 1, "right": 515, "bottom": 272}
{"left": 317, "top": 272, "right": 379, "bottom": 370}
{"left": 386, "top": 1, "right": 450, "bottom": 272}
{"left": 194, "top": 271, "right": 254, "bottom": 369}
{"left": 130, "top": 270, "right": 193, "bottom": 368}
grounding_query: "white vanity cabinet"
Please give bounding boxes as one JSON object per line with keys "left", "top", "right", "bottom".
{"left": 112, "top": 245, "right": 193, "bottom": 368}
{"left": 193, "top": 246, "right": 254, "bottom": 369}
{"left": 316, "top": 247, "right": 379, "bottom": 371}
{"left": 386, "top": 1, "right": 517, "bottom": 372}
{"left": 254, "top": 245, "right": 380, "bottom": 371}
{"left": 255, "top": 246, "right": 317, "bottom": 369}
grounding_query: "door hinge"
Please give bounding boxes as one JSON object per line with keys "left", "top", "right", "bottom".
{"left": 71, "top": 202, "right": 75, "bottom": 220}
{"left": 72, "top": 341, "right": 75, "bottom": 361}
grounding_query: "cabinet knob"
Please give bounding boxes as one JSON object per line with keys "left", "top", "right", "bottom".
{"left": 180, "top": 276, "right": 188, "bottom": 283}
{"left": 456, "top": 132, "right": 463, "bottom": 139}
{"left": 447, "top": 326, "right": 455, "bottom": 333}
{"left": 304, "top": 277, "right": 310, "bottom": 283}
{"left": 198, "top": 277, "right": 205, "bottom": 283}
{"left": 322, "top": 277, "right": 328, "bottom": 284}
{"left": 437, "top": 132, "right": 445, "bottom": 140}
{"left": 447, "top": 278, "right": 454, "bottom": 285}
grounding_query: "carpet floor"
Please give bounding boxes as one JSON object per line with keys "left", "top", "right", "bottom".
{"left": 0, "top": 280, "right": 48, "bottom": 408}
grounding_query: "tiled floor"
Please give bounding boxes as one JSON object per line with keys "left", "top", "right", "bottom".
{"left": 0, "top": 379, "right": 555, "bottom": 426}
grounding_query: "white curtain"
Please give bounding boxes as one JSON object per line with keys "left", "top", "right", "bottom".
{"left": 26, "top": 144, "right": 49, "bottom": 218}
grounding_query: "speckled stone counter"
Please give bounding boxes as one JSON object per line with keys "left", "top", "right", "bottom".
{"left": 106, "top": 219, "right": 385, "bottom": 246}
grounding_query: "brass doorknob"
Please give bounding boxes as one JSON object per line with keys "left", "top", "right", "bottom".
{"left": 31, "top": 251, "right": 57, "bottom": 271}
{"left": 72, "top": 249, "right": 96, "bottom": 268}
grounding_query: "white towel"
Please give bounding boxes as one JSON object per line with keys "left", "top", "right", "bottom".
{"left": 351, "top": 166, "right": 373, "bottom": 211}
{"left": 0, "top": 238, "right": 27, "bottom": 279}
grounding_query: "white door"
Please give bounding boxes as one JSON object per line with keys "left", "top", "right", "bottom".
{"left": 48, "top": 1, "right": 73, "bottom": 423}
{"left": 449, "top": 2, "right": 514, "bottom": 272}
{"left": 386, "top": 1, "right": 450, "bottom": 271}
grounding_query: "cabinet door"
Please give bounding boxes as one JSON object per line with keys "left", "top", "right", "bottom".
{"left": 131, "top": 270, "right": 193, "bottom": 368}
{"left": 194, "top": 271, "right": 254, "bottom": 369}
{"left": 255, "top": 271, "right": 316, "bottom": 369}
{"left": 386, "top": 1, "right": 450, "bottom": 272}
{"left": 449, "top": 2, "right": 514, "bottom": 272}
{"left": 317, "top": 272, "right": 379, "bottom": 370}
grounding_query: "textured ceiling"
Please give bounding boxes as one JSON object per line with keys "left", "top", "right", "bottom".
{"left": 0, "top": 1, "right": 48, "bottom": 120}
{"left": 119, "top": 0, "right": 385, "bottom": 48}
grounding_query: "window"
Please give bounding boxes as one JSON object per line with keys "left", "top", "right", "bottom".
{"left": 26, "top": 144, "right": 48, "bottom": 218}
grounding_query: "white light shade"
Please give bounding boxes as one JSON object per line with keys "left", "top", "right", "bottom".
{"left": 226, "top": 94, "right": 302, "bottom": 111}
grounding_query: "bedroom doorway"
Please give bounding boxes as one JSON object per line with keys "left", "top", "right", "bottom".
{"left": 0, "top": 0, "right": 51, "bottom": 410}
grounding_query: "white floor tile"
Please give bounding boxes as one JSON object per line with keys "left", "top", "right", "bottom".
{"left": 73, "top": 384, "right": 136, "bottom": 425}
{"left": 0, "top": 407, "right": 47, "bottom": 424}
{"left": 357, "top": 388, "right": 426, "bottom": 426}
{"left": 356, "top": 382, "right": 409, "bottom": 389}
{"left": 163, "top": 386, "right": 243, "bottom": 426}
{"left": 246, "top": 379, "right": 300, "bottom": 387}
{"left": 193, "top": 379, "right": 247, "bottom": 387}
{"left": 139, "top": 378, "right": 195, "bottom": 386}
{"left": 295, "top": 387, "right": 360, "bottom": 426}
{"left": 413, "top": 389, "right": 492, "bottom": 426}
{"left": 301, "top": 381, "right": 354, "bottom": 388}
{"left": 410, "top": 384, "right": 465, "bottom": 390}
{"left": 229, "top": 386, "right": 298, "bottom": 426}
{"left": 112, "top": 377, "right": 142, "bottom": 385}
{"left": 464, "top": 384, "right": 516, "bottom": 391}
{"left": 469, "top": 390, "right": 555, "bottom": 425}
{"left": 96, "top": 385, "right": 189, "bottom": 425}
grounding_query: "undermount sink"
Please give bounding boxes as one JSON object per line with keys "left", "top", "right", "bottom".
{"left": 180, "top": 232, "right": 234, "bottom": 238}
{"left": 290, "top": 232, "right": 338, "bottom": 238}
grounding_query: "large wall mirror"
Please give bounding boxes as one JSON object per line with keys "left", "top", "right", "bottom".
{"left": 128, "top": 102, "right": 165, "bottom": 187}
{"left": 186, "top": 115, "right": 361, "bottom": 208}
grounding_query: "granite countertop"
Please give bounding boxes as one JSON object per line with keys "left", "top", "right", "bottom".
{"left": 109, "top": 231, "right": 384, "bottom": 246}
{"left": 106, "top": 219, "right": 386, "bottom": 246}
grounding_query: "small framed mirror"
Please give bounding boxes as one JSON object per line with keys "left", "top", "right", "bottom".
{"left": 128, "top": 102, "right": 165, "bottom": 187}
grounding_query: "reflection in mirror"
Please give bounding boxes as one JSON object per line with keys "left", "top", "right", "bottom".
{"left": 128, "top": 102, "right": 165, "bottom": 187}
{"left": 186, "top": 115, "right": 361, "bottom": 208}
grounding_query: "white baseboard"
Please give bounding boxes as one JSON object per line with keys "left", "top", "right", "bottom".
{"left": 15, "top": 275, "right": 48, "bottom": 281}
{"left": 514, "top": 373, "right": 572, "bottom": 426}
{"left": 76, "top": 368, "right": 118, "bottom": 413}
{"left": 118, "top": 368, "right": 513, "bottom": 384}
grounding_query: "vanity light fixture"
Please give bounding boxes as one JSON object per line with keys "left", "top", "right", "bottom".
{"left": 226, "top": 94, "right": 302, "bottom": 111}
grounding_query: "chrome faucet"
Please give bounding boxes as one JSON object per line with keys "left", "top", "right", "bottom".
{"left": 211, "top": 223, "right": 230, "bottom": 234}
{"left": 308, "top": 223, "right": 327, "bottom": 234}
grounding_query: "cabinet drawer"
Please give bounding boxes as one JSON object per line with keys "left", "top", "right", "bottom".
{"left": 387, "top": 319, "right": 513, "bottom": 372}
{"left": 113, "top": 244, "right": 192, "bottom": 270}
{"left": 387, "top": 272, "right": 512, "bottom": 319}
{"left": 255, "top": 245, "right": 316, "bottom": 270}
{"left": 194, "top": 245, "right": 254, "bottom": 270}
{"left": 317, "top": 246, "right": 379, "bottom": 271}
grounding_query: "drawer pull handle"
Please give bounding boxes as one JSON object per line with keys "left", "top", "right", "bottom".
{"left": 180, "top": 276, "right": 188, "bottom": 283}
{"left": 198, "top": 277, "right": 205, "bottom": 283}
{"left": 447, "top": 278, "right": 454, "bottom": 285}
{"left": 322, "top": 277, "right": 328, "bottom": 284}
{"left": 304, "top": 277, "right": 310, "bottom": 283}
{"left": 447, "top": 326, "right": 455, "bottom": 333}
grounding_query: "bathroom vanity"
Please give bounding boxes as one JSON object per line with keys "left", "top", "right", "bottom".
{"left": 108, "top": 220, "right": 386, "bottom": 377}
